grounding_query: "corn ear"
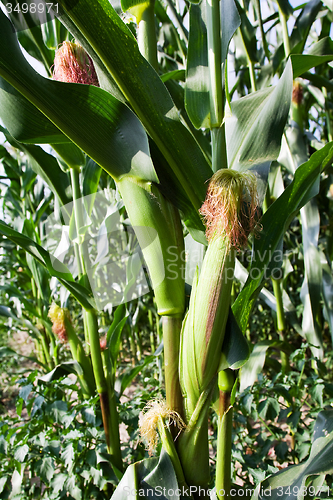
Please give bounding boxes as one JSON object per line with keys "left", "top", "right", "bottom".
{"left": 180, "top": 237, "right": 235, "bottom": 418}
{"left": 178, "top": 169, "right": 259, "bottom": 490}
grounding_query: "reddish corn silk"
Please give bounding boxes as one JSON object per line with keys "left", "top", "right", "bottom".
{"left": 292, "top": 81, "right": 303, "bottom": 106}
{"left": 99, "top": 335, "right": 107, "bottom": 351}
{"left": 53, "top": 41, "right": 99, "bottom": 86}
{"left": 48, "top": 304, "right": 71, "bottom": 344}
{"left": 200, "top": 169, "right": 260, "bottom": 249}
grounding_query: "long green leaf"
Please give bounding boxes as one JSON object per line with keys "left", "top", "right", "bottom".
{"left": 185, "top": 0, "right": 240, "bottom": 129}
{"left": 254, "top": 409, "right": 333, "bottom": 500}
{"left": 321, "top": 252, "right": 333, "bottom": 345}
{"left": 0, "top": 10, "right": 158, "bottom": 184}
{"left": 300, "top": 199, "right": 323, "bottom": 358}
{"left": 185, "top": 3, "right": 210, "bottom": 129}
{"left": 112, "top": 449, "right": 180, "bottom": 500}
{"left": 232, "top": 141, "right": 333, "bottom": 332}
{"left": 0, "top": 220, "right": 95, "bottom": 310}
{"left": 280, "top": 124, "right": 324, "bottom": 357}
{"left": 226, "top": 60, "right": 292, "bottom": 172}
{"left": 291, "top": 54, "right": 333, "bottom": 79}
{"left": 50, "top": 0, "right": 212, "bottom": 210}
{"left": 239, "top": 341, "right": 273, "bottom": 393}
{"left": 219, "top": 310, "right": 250, "bottom": 371}
{"left": 0, "top": 77, "right": 69, "bottom": 144}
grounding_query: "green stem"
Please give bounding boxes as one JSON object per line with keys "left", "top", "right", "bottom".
{"left": 323, "top": 87, "right": 333, "bottom": 141}
{"left": 258, "top": 415, "right": 279, "bottom": 439}
{"left": 64, "top": 317, "right": 96, "bottom": 397}
{"left": 254, "top": 0, "right": 270, "bottom": 60}
{"left": 137, "top": 1, "right": 158, "bottom": 71}
{"left": 84, "top": 309, "right": 123, "bottom": 472}
{"left": 45, "top": 324, "right": 58, "bottom": 365}
{"left": 216, "top": 369, "right": 234, "bottom": 499}
{"left": 278, "top": 5, "right": 291, "bottom": 58}
{"left": 216, "top": 392, "right": 233, "bottom": 500}
{"left": 272, "top": 278, "right": 286, "bottom": 332}
{"left": 206, "top": 0, "right": 223, "bottom": 128}
{"left": 163, "top": 316, "right": 184, "bottom": 419}
{"left": 101, "top": 349, "right": 124, "bottom": 477}
{"left": 248, "top": 60, "right": 257, "bottom": 92}
{"left": 39, "top": 328, "right": 53, "bottom": 371}
{"left": 264, "top": 185, "right": 289, "bottom": 373}
{"left": 84, "top": 310, "right": 105, "bottom": 395}
{"left": 271, "top": 280, "right": 289, "bottom": 375}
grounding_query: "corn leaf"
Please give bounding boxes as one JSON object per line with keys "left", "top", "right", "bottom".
{"left": 226, "top": 60, "right": 292, "bottom": 172}
{"left": 0, "top": 10, "right": 158, "bottom": 184}
{"left": 233, "top": 141, "right": 333, "bottom": 333}
{"left": 185, "top": 0, "right": 240, "bottom": 129}
{"left": 219, "top": 310, "right": 250, "bottom": 371}
{"left": 0, "top": 77, "right": 69, "bottom": 144}
{"left": 0, "top": 220, "right": 95, "bottom": 310}
{"left": 239, "top": 341, "right": 276, "bottom": 393}
{"left": 291, "top": 54, "right": 333, "bottom": 78}
{"left": 51, "top": 0, "right": 212, "bottom": 210}
{"left": 185, "top": 3, "right": 209, "bottom": 129}
{"left": 300, "top": 199, "right": 323, "bottom": 358}
{"left": 254, "top": 409, "right": 333, "bottom": 500}
{"left": 112, "top": 448, "right": 179, "bottom": 500}
{"left": 321, "top": 252, "right": 333, "bottom": 345}
{"left": 281, "top": 123, "right": 323, "bottom": 357}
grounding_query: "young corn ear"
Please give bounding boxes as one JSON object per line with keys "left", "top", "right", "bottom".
{"left": 139, "top": 400, "right": 188, "bottom": 489}
{"left": 180, "top": 169, "right": 259, "bottom": 416}
{"left": 139, "top": 400, "right": 185, "bottom": 455}
{"left": 53, "top": 41, "right": 99, "bottom": 86}
{"left": 48, "top": 304, "right": 95, "bottom": 397}
{"left": 178, "top": 169, "right": 259, "bottom": 489}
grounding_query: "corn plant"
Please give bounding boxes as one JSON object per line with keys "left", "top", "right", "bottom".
{"left": 1, "top": 0, "right": 333, "bottom": 499}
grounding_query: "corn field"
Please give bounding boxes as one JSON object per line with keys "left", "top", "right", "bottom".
{"left": 0, "top": 0, "right": 333, "bottom": 499}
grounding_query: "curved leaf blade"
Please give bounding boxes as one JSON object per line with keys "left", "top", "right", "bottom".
{"left": 0, "top": 77, "right": 69, "bottom": 144}
{"left": 255, "top": 410, "right": 333, "bottom": 500}
{"left": 232, "top": 141, "right": 333, "bottom": 332}
{"left": 51, "top": 0, "right": 212, "bottom": 209}
{"left": 0, "top": 11, "right": 158, "bottom": 184}
{"left": 185, "top": 0, "right": 240, "bottom": 129}
{"left": 226, "top": 60, "right": 293, "bottom": 171}
{"left": 0, "top": 219, "right": 95, "bottom": 310}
